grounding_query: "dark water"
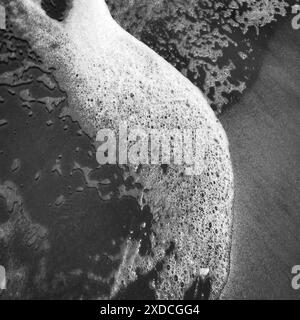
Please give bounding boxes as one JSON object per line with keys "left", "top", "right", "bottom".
{"left": 41, "top": 0, "right": 70, "bottom": 21}
{"left": 0, "top": 26, "right": 155, "bottom": 299}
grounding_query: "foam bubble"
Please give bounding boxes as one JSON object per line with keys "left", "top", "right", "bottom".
{"left": 5, "top": 0, "right": 234, "bottom": 299}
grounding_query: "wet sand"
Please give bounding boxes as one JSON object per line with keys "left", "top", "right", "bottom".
{"left": 220, "top": 21, "right": 300, "bottom": 299}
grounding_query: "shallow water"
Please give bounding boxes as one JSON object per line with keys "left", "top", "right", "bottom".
{"left": 0, "top": 27, "right": 156, "bottom": 299}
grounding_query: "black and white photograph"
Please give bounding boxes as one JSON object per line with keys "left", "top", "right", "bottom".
{"left": 0, "top": 0, "right": 299, "bottom": 307}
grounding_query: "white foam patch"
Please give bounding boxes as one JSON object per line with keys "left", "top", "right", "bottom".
{"left": 4, "top": 0, "right": 234, "bottom": 299}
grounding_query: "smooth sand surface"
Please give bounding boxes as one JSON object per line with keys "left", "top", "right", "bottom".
{"left": 220, "top": 21, "right": 300, "bottom": 299}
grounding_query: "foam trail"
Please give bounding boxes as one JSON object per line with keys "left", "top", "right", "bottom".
{"left": 3, "top": 0, "right": 234, "bottom": 299}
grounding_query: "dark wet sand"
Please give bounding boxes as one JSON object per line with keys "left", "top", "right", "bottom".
{"left": 220, "top": 21, "right": 300, "bottom": 299}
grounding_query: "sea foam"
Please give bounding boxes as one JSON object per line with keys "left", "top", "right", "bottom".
{"left": 4, "top": 0, "right": 234, "bottom": 299}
